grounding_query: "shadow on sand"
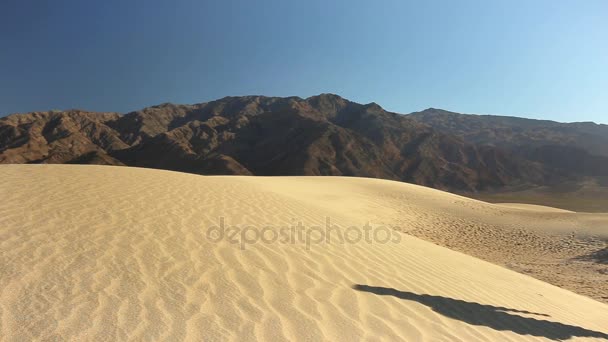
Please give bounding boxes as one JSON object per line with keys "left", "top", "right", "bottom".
{"left": 353, "top": 284, "right": 608, "bottom": 341}
{"left": 574, "top": 247, "right": 608, "bottom": 264}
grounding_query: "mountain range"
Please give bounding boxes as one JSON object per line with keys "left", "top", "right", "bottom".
{"left": 2, "top": 94, "right": 607, "bottom": 192}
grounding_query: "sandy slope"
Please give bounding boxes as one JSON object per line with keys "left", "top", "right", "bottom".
{"left": 0, "top": 165, "right": 607, "bottom": 341}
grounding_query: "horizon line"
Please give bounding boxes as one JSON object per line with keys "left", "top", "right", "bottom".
{"left": 2, "top": 94, "right": 606, "bottom": 126}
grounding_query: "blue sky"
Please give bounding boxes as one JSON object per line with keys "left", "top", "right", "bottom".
{"left": 1, "top": 0, "right": 606, "bottom": 123}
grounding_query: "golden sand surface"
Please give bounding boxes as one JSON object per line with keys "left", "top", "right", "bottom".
{"left": 1, "top": 165, "right": 607, "bottom": 341}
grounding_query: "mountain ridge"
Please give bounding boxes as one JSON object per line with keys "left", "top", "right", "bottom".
{"left": 2, "top": 94, "right": 606, "bottom": 193}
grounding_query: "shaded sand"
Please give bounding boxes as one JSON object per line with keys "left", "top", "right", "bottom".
{"left": 1, "top": 165, "right": 607, "bottom": 341}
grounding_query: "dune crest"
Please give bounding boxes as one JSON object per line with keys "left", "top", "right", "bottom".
{"left": 1, "top": 165, "right": 607, "bottom": 341}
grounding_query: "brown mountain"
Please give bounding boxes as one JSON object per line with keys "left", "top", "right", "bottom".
{"left": 0, "top": 110, "right": 126, "bottom": 165}
{"left": 408, "top": 108, "right": 608, "bottom": 180}
{"left": 0, "top": 94, "right": 573, "bottom": 192}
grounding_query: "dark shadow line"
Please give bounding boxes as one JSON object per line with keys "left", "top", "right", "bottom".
{"left": 353, "top": 284, "right": 608, "bottom": 341}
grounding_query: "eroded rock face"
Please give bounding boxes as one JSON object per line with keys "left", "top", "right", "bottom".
{"left": 409, "top": 108, "right": 608, "bottom": 178}
{"left": 4, "top": 94, "right": 602, "bottom": 192}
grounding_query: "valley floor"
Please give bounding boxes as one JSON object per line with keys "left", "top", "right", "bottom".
{"left": 467, "top": 180, "right": 608, "bottom": 213}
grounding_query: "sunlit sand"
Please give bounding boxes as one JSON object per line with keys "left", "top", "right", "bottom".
{"left": 1, "top": 165, "right": 607, "bottom": 341}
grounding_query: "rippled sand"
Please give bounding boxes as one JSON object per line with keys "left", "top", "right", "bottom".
{"left": 1, "top": 165, "right": 607, "bottom": 341}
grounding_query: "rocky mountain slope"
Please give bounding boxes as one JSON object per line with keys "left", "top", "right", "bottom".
{"left": 408, "top": 108, "right": 608, "bottom": 179}
{"left": 3, "top": 94, "right": 599, "bottom": 192}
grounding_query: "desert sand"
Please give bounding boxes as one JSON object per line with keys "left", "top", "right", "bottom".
{"left": 0, "top": 165, "right": 607, "bottom": 341}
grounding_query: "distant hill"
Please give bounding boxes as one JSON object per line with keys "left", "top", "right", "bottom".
{"left": 2, "top": 94, "right": 606, "bottom": 192}
{"left": 408, "top": 108, "right": 608, "bottom": 179}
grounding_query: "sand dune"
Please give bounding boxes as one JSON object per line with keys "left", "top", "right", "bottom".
{"left": 494, "top": 203, "right": 576, "bottom": 213}
{"left": 0, "top": 165, "right": 607, "bottom": 341}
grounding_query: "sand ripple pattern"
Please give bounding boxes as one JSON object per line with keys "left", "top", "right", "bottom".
{"left": 1, "top": 165, "right": 607, "bottom": 341}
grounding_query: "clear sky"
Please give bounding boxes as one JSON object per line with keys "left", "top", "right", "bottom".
{"left": 1, "top": 0, "right": 606, "bottom": 123}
